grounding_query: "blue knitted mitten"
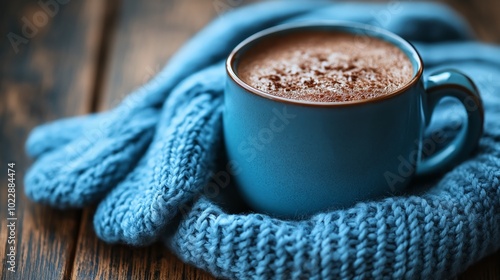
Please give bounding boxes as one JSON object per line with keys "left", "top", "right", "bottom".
{"left": 25, "top": 2, "right": 500, "bottom": 279}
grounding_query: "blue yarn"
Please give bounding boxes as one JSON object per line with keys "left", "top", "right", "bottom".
{"left": 25, "top": 2, "right": 500, "bottom": 279}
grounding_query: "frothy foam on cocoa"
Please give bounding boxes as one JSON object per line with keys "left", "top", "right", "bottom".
{"left": 237, "top": 31, "right": 413, "bottom": 103}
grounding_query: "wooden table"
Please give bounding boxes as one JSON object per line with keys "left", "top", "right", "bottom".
{"left": 1, "top": 0, "right": 499, "bottom": 279}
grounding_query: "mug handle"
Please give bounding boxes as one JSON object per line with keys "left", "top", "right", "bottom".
{"left": 416, "top": 69, "right": 484, "bottom": 176}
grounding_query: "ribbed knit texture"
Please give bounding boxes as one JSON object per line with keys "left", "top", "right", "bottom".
{"left": 25, "top": 2, "right": 500, "bottom": 279}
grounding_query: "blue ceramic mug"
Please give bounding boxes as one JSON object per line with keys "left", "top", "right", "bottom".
{"left": 224, "top": 22, "right": 484, "bottom": 218}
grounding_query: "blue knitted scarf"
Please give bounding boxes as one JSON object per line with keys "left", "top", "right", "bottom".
{"left": 25, "top": 2, "right": 500, "bottom": 279}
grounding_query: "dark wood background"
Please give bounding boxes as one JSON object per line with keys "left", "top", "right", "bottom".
{"left": 1, "top": 0, "right": 499, "bottom": 279}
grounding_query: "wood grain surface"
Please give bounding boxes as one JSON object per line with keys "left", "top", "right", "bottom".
{"left": 0, "top": 0, "right": 106, "bottom": 279}
{"left": 1, "top": 0, "right": 499, "bottom": 279}
{"left": 443, "top": 0, "right": 500, "bottom": 43}
{"left": 71, "top": 1, "right": 220, "bottom": 279}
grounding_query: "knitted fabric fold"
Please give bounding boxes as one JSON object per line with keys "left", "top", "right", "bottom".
{"left": 25, "top": 2, "right": 500, "bottom": 279}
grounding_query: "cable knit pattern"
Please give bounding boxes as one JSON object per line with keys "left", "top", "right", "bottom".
{"left": 168, "top": 154, "right": 500, "bottom": 280}
{"left": 168, "top": 125, "right": 500, "bottom": 279}
{"left": 93, "top": 64, "right": 225, "bottom": 244}
{"left": 24, "top": 2, "right": 500, "bottom": 279}
{"left": 25, "top": 108, "right": 159, "bottom": 207}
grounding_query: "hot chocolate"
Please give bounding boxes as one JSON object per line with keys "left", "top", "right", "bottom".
{"left": 237, "top": 31, "right": 413, "bottom": 102}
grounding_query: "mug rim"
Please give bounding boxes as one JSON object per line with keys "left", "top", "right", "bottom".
{"left": 226, "top": 21, "right": 424, "bottom": 107}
